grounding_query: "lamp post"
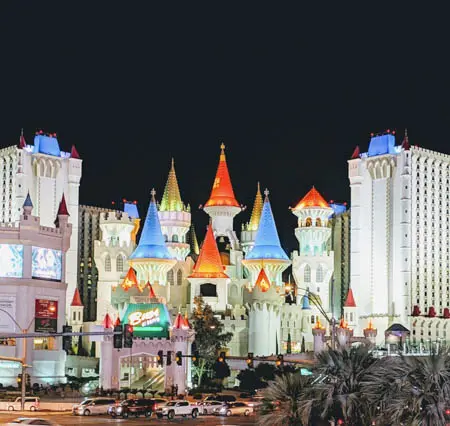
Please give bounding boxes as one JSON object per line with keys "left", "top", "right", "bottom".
{"left": 0, "top": 308, "right": 35, "bottom": 410}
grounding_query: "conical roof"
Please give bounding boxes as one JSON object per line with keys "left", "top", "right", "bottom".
{"left": 247, "top": 182, "right": 263, "bottom": 231}
{"left": 344, "top": 288, "right": 356, "bottom": 307}
{"left": 293, "top": 186, "right": 329, "bottom": 210}
{"left": 147, "top": 282, "right": 157, "bottom": 298}
{"left": 255, "top": 268, "right": 271, "bottom": 292}
{"left": 102, "top": 313, "right": 113, "bottom": 329}
{"left": 205, "top": 144, "right": 240, "bottom": 208}
{"left": 246, "top": 190, "right": 289, "bottom": 261}
{"left": 57, "top": 194, "right": 69, "bottom": 216}
{"left": 189, "top": 224, "right": 229, "bottom": 278}
{"left": 23, "top": 192, "right": 33, "bottom": 208}
{"left": 121, "top": 267, "right": 139, "bottom": 291}
{"left": 160, "top": 158, "right": 184, "bottom": 212}
{"left": 302, "top": 293, "right": 311, "bottom": 310}
{"left": 71, "top": 288, "right": 83, "bottom": 307}
{"left": 188, "top": 224, "right": 200, "bottom": 256}
{"left": 19, "top": 129, "right": 26, "bottom": 149}
{"left": 173, "top": 313, "right": 189, "bottom": 329}
{"left": 130, "top": 190, "right": 173, "bottom": 260}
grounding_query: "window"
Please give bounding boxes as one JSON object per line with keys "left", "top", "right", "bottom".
{"left": 315, "top": 218, "right": 322, "bottom": 227}
{"left": 104, "top": 255, "right": 111, "bottom": 272}
{"left": 316, "top": 265, "right": 324, "bottom": 283}
{"left": 305, "top": 217, "right": 312, "bottom": 227}
{"left": 311, "top": 315, "right": 315, "bottom": 324}
{"left": 34, "top": 337, "right": 56, "bottom": 350}
{"left": 172, "top": 234, "right": 179, "bottom": 243}
{"left": 177, "top": 269, "right": 183, "bottom": 286}
{"left": 73, "top": 311, "right": 76, "bottom": 321}
{"left": 116, "top": 255, "right": 124, "bottom": 272}
{"left": 304, "top": 265, "right": 311, "bottom": 283}
{"left": 167, "top": 270, "right": 174, "bottom": 286}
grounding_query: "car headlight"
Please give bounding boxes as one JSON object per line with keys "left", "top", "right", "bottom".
{"left": 117, "top": 407, "right": 122, "bottom": 413}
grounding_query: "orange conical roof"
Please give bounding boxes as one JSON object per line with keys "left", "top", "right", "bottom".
{"left": 189, "top": 224, "right": 229, "bottom": 279}
{"left": 121, "top": 267, "right": 139, "bottom": 291}
{"left": 255, "top": 268, "right": 271, "bottom": 292}
{"left": 293, "top": 186, "right": 329, "bottom": 210}
{"left": 204, "top": 144, "right": 240, "bottom": 208}
{"left": 71, "top": 288, "right": 83, "bottom": 307}
{"left": 114, "top": 317, "right": 121, "bottom": 327}
{"left": 344, "top": 288, "right": 356, "bottom": 307}
{"left": 173, "top": 313, "right": 189, "bottom": 329}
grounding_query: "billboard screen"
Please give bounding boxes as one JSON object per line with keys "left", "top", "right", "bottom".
{"left": 32, "top": 247, "right": 62, "bottom": 281}
{"left": 0, "top": 245, "right": 23, "bottom": 278}
{"left": 35, "top": 299, "right": 58, "bottom": 333}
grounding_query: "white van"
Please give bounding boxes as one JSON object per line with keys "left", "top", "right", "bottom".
{"left": 72, "top": 397, "right": 116, "bottom": 416}
{"left": 7, "top": 397, "right": 40, "bottom": 411}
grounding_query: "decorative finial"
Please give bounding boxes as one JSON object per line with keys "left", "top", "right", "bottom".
{"left": 171, "top": 157, "right": 175, "bottom": 168}
{"left": 220, "top": 142, "right": 225, "bottom": 152}
{"left": 264, "top": 188, "right": 269, "bottom": 199}
{"left": 404, "top": 128, "right": 408, "bottom": 139}
{"left": 257, "top": 181, "right": 261, "bottom": 192}
{"left": 151, "top": 188, "right": 156, "bottom": 201}
{"left": 20, "top": 128, "right": 24, "bottom": 136}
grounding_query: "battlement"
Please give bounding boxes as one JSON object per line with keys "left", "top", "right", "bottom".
{"left": 94, "top": 239, "right": 132, "bottom": 249}
{"left": 159, "top": 209, "right": 191, "bottom": 224}
{"left": 100, "top": 210, "right": 134, "bottom": 224}
{"left": 0, "top": 145, "right": 18, "bottom": 157}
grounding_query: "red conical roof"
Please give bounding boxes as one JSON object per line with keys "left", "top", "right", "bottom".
{"left": 204, "top": 144, "right": 240, "bottom": 208}
{"left": 255, "top": 268, "right": 271, "bottom": 292}
{"left": 147, "top": 281, "right": 157, "bottom": 298}
{"left": 57, "top": 194, "right": 70, "bottom": 216}
{"left": 114, "top": 317, "right": 121, "bottom": 327}
{"left": 121, "top": 267, "right": 139, "bottom": 291}
{"left": 173, "top": 313, "right": 189, "bottom": 329}
{"left": 344, "top": 288, "right": 356, "bottom": 308}
{"left": 71, "top": 288, "right": 83, "bottom": 307}
{"left": 189, "top": 224, "right": 229, "bottom": 279}
{"left": 293, "top": 186, "right": 329, "bottom": 210}
{"left": 103, "top": 313, "right": 113, "bottom": 329}
{"left": 350, "top": 145, "right": 360, "bottom": 159}
{"left": 19, "top": 129, "right": 26, "bottom": 149}
{"left": 401, "top": 129, "right": 410, "bottom": 151}
{"left": 71, "top": 145, "right": 81, "bottom": 159}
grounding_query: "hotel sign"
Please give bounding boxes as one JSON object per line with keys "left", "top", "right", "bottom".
{"left": 128, "top": 308, "right": 160, "bottom": 327}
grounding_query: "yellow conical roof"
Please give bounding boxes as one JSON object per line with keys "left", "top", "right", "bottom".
{"left": 248, "top": 182, "right": 263, "bottom": 231}
{"left": 160, "top": 158, "right": 183, "bottom": 212}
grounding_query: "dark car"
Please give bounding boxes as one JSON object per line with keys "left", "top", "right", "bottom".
{"left": 203, "top": 394, "right": 237, "bottom": 403}
{"left": 109, "top": 398, "right": 155, "bottom": 418}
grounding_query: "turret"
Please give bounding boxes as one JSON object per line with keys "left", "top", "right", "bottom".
{"left": 158, "top": 159, "right": 191, "bottom": 261}
{"left": 203, "top": 144, "right": 242, "bottom": 249}
{"left": 312, "top": 318, "right": 326, "bottom": 353}
{"left": 241, "top": 182, "right": 263, "bottom": 254}
{"left": 23, "top": 192, "right": 33, "bottom": 216}
{"left": 69, "top": 288, "right": 84, "bottom": 333}
{"left": 343, "top": 288, "right": 357, "bottom": 329}
{"left": 54, "top": 193, "right": 69, "bottom": 228}
{"left": 363, "top": 318, "right": 377, "bottom": 346}
{"left": 187, "top": 224, "right": 230, "bottom": 312}
{"left": 129, "top": 189, "right": 176, "bottom": 301}
{"left": 291, "top": 187, "right": 334, "bottom": 313}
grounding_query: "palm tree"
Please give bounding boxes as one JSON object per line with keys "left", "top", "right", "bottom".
{"left": 312, "top": 344, "right": 376, "bottom": 425}
{"left": 258, "top": 373, "right": 313, "bottom": 426}
{"left": 364, "top": 349, "right": 450, "bottom": 426}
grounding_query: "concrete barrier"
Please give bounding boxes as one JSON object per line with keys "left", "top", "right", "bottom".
{"left": 0, "top": 401, "right": 74, "bottom": 412}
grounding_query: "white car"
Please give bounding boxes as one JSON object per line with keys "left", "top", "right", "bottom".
{"left": 4, "top": 418, "right": 60, "bottom": 425}
{"left": 155, "top": 400, "right": 199, "bottom": 420}
{"left": 199, "top": 400, "right": 224, "bottom": 415}
{"left": 7, "top": 398, "right": 40, "bottom": 412}
{"left": 215, "top": 401, "right": 252, "bottom": 416}
{"left": 72, "top": 397, "right": 116, "bottom": 416}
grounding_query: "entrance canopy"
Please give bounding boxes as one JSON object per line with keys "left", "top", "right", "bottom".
{"left": 121, "top": 303, "right": 171, "bottom": 339}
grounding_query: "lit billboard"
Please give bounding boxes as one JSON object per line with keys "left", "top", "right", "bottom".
{"left": 35, "top": 299, "right": 58, "bottom": 333}
{"left": 121, "top": 303, "right": 171, "bottom": 339}
{"left": 32, "top": 247, "right": 62, "bottom": 281}
{"left": 0, "top": 245, "right": 23, "bottom": 278}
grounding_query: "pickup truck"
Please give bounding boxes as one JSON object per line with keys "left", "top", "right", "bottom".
{"left": 155, "top": 400, "right": 199, "bottom": 419}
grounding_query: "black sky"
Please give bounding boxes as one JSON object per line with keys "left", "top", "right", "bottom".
{"left": 1, "top": 3, "right": 450, "bottom": 252}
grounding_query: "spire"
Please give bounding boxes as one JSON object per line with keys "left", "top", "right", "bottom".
{"left": 57, "top": 194, "right": 70, "bottom": 216}
{"left": 71, "top": 145, "right": 81, "bottom": 159}
{"left": 350, "top": 145, "right": 360, "bottom": 159}
{"left": 247, "top": 182, "right": 263, "bottom": 231}
{"left": 246, "top": 189, "right": 289, "bottom": 261}
{"left": 121, "top": 267, "right": 139, "bottom": 291}
{"left": 292, "top": 186, "right": 329, "bottom": 210}
{"left": 102, "top": 313, "right": 113, "bottom": 329}
{"left": 401, "top": 128, "right": 410, "bottom": 151}
{"left": 189, "top": 224, "right": 229, "bottom": 278}
{"left": 19, "top": 129, "right": 26, "bottom": 149}
{"left": 204, "top": 143, "right": 240, "bottom": 208}
{"left": 147, "top": 281, "right": 157, "bottom": 298}
{"left": 160, "top": 158, "right": 184, "bottom": 212}
{"left": 173, "top": 312, "right": 189, "bottom": 329}
{"left": 344, "top": 288, "right": 356, "bottom": 308}
{"left": 188, "top": 223, "right": 200, "bottom": 256}
{"left": 23, "top": 192, "right": 33, "bottom": 215}
{"left": 114, "top": 317, "right": 121, "bottom": 327}
{"left": 130, "top": 189, "right": 173, "bottom": 260}
{"left": 71, "top": 288, "right": 83, "bottom": 307}
{"left": 254, "top": 267, "right": 271, "bottom": 292}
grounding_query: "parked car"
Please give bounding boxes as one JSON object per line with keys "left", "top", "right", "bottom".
{"left": 248, "top": 396, "right": 264, "bottom": 411}
{"left": 72, "top": 397, "right": 116, "bottom": 416}
{"left": 215, "top": 401, "right": 252, "bottom": 417}
{"left": 198, "top": 400, "right": 224, "bottom": 415}
{"left": 4, "top": 418, "right": 60, "bottom": 425}
{"left": 7, "top": 397, "right": 40, "bottom": 412}
{"left": 155, "top": 400, "right": 199, "bottom": 420}
{"left": 203, "top": 394, "right": 236, "bottom": 403}
{"left": 108, "top": 398, "right": 167, "bottom": 418}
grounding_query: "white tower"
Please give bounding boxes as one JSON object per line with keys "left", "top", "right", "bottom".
{"left": 291, "top": 187, "right": 334, "bottom": 314}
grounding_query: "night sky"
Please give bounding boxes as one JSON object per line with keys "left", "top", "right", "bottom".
{"left": 1, "top": 3, "right": 450, "bottom": 252}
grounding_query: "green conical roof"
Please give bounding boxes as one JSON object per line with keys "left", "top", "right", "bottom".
{"left": 160, "top": 158, "right": 184, "bottom": 212}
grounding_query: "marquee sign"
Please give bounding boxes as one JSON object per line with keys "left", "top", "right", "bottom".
{"left": 121, "top": 303, "right": 170, "bottom": 339}
{"left": 128, "top": 308, "right": 160, "bottom": 327}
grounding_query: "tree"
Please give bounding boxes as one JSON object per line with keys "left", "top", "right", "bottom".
{"left": 258, "top": 373, "right": 313, "bottom": 426}
{"left": 237, "top": 369, "right": 263, "bottom": 391}
{"left": 255, "top": 363, "right": 276, "bottom": 382}
{"left": 213, "top": 359, "right": 231, "bottom": 385}
{"left": 191, "top": 296, "right": 233, "bottom": 385}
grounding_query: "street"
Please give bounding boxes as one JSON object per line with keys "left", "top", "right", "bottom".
{"left": 0, "top": 412, "right": 257, "bottom": 425}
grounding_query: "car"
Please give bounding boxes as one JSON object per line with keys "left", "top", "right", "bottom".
{"left": 215, "top": 401, "right": 252, "bottom": 417}
{"left": 7, "top": 397, "right": 40, "bottom": 412}
{"left": 4, "top": 418, "right": 60, "bottom": 425}
{"left": 203, "top": 394, "right": 237, "bottom": 403}
{"left": 108, "top": 398, "right": 167, "bottom": 418}
{"left": 198, "top": 400, "right": 224, "bottom": 415}
{"left": 248, "top": 396, "right": 265, "bottom": 411}
{"left": 72, "top": 397, "right": 116, "bottom": 416}
{"left": 155, "top": 400, "right": 199, "bottom": 420}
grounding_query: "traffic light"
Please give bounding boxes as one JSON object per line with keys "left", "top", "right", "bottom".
{"left": 123, "top": 324, "right": 134, "bottom": 348}
{"left": 276, "top": 354, "right": 284, "bottom": 367}
{"left": 157, "top": 350, "right": 164, "bottom": 367}
{"left": 218, "top": 351, "right": 226, "bottom": 363}
{"left": 17, "top": 373, "right": 22, "bottom": 383}
{"left": 62, "top": 325, "right": 72, "bottom": 352}
{"left": 113, "top": 325, "right": 123, "bottom": 349}
{"left": 192, "top": 351, "right": 200, "bottom": 367}
{"left": 166, "top": 351, "right": 172, "bottom": 366}
{"left": 26, "top": 373, "right": 30, "bottom": 388}
{"left": 246, "top": 352, "right": 254, "bottom": 369}
{"left": 176, "top": 351, "right": 182, "bottom": 366}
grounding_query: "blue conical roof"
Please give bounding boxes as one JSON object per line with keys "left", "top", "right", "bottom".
{"left": 246, "top": 190, "right": 289, "bottom": 261}
{"left": 130, "top": 190, "right": 173, "bottom": 260}
{"left": 23, "top": 192, "right": 33, "bottom": 208}
{"left": 302, "top": 293, "right": 311, "bottom": 310}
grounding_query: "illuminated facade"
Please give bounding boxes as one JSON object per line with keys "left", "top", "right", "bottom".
{"left": 0, "top": 193, "right": 72, "bottom": 386}
{"left": 0, "top": 131, "right": 81, "bottom": 315}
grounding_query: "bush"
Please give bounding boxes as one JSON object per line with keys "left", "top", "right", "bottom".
{"left": 193, "top": 393, "right": 203, "bottom": 400}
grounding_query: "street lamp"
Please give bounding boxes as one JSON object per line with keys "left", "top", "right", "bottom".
{"left": 0, "top": 308, "right": 34, "bottom": 410}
